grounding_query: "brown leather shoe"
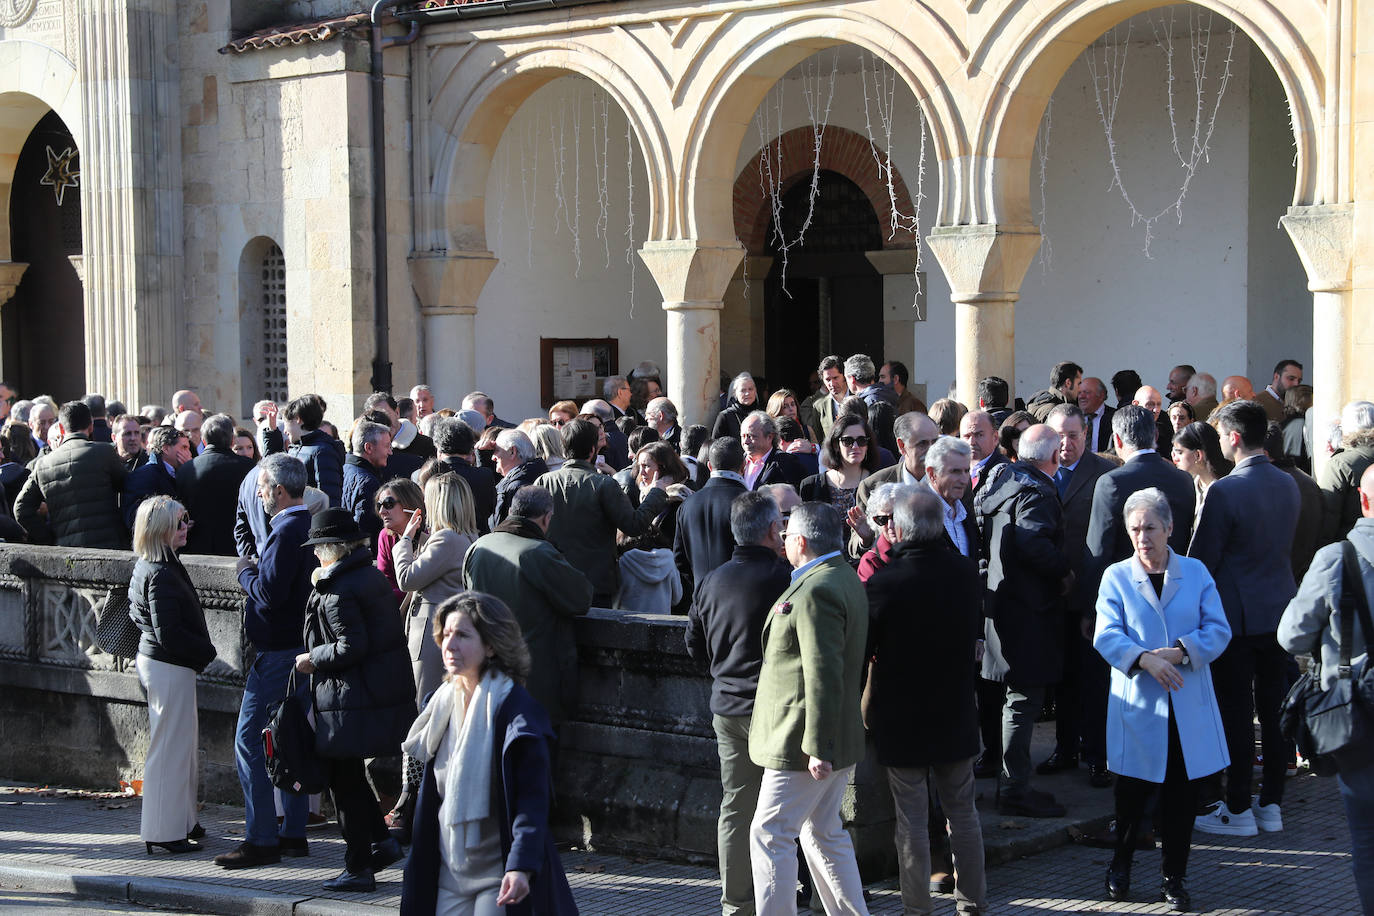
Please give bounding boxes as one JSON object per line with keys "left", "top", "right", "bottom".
{"left": 214, "top": 841, "right": 281, "bottom": 869}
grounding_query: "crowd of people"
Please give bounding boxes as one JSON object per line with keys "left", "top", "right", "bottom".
{"left": 0, "top": 349, "right": 1370, "bottom": 915}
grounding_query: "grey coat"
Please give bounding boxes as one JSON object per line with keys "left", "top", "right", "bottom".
{"left": 1279, "top": 517, "right": 1373, "bottom": 690}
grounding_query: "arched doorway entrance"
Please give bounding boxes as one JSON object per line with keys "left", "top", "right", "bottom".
{"left": 5, "top": 109, "right": 83, "bottom": 399}
{"left": 764, "top": 170, "right": 883, "bottom": 393}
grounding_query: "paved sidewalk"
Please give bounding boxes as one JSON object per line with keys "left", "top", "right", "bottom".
{"left": 0, "top": 765, "right": 1357, "bottom": 914}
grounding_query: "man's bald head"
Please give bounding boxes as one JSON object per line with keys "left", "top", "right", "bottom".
{"left": 1133, "top": 386, "right": 1164, "bottom": 419}
{"left": 1361, "top": 463, "right": 1374, "bottom": 518}
{"left": 1221, "top": 375, "right": 1255, "bottom": 402}
{"left": 172, "top": 390, "right": 202, "bottom": 414}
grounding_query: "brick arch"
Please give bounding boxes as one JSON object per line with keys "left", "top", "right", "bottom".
{"left": 734, "top": 126, "right": 919, "bottom": 255}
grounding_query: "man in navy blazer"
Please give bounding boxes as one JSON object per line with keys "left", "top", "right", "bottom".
{"left": 219, "top": 453, "right": 319, "bottom": 870}
{"left": 1189, "top": 400, "right": 1300, "bottom": 837}
{"left": 675, "top": 437, "right": 749, "bottom": 600}
{"left": 740, "top": 412, "right": 804, "bottom": 490}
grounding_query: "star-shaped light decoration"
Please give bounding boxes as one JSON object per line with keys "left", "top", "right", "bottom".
{"left": 39, "top": 145, "right": 80, "bottom": 207}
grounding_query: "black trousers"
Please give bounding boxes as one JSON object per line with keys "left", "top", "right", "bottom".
{"left": 1113, "top": 702, "right": 1199, "bottom": 879}
{"left": 977, "top": 676, "right": 1004, "bottom": 762}
{"left": 327, "top": 757, "right": 390, "bottom": 873}
{"left": 1210, "top": 632, "right": 1291, "bottom": 810}
{"left": 1054, "top": 612, "right": 1109, "bottom": 764}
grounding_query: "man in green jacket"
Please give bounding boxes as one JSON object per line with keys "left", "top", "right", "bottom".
{"left": 462, "top": 484, "right": 593, "bottom": 726}
{"left": 748, "top": 502, "right": 869, "bottom": 915}
{"left": 538, "top": 418, "right": 667, "bottom": 606}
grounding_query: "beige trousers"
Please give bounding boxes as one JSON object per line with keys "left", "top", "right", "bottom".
{"left": 136, "top": 654, "right": 199, "bottom": 843}
{"left": 749, "top": 766, "right": 869, "bottom": 916}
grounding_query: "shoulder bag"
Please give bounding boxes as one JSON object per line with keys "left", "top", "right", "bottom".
{"left": 1279, "top": 540, "right": 1374, "bottom": 774}
{"left": 262, "top": 669, "right": 328, "bottom": 795}
{"left": 94, "top": 584, "right": 141, "bottom": 659}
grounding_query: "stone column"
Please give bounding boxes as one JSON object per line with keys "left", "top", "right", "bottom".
{"left": 76, "top": 0, "right": 184, "bottom": 405}
{"left": 407, "top": 251, "right": 498, "bottom": 406}
{"left": 638, "top": 241, "right": 744, "bottom": 429}
{"left": 1281, "top": 203, "right": 1355, "bottom": 477}
{"left": 925, "top": 226, "right": 1041, "bottom": 406}
{"left": 0, "top": 262, "right": 29, "bottom": 305}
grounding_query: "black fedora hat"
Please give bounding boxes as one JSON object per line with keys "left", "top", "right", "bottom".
{"left": 301, "top": 507, "right": 364, "bottom": 546}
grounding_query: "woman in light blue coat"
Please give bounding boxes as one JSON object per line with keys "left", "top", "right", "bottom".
{"left": 1094, "top": 487, "right": 1232, "bottom": 912}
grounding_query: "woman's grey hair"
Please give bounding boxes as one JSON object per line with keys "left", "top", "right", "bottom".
{"left": 1340, "top": 401, "right": 1374, "bottom": 438}
{"left": 866, "top": 482, "right": 901, "bottom": 522}
{"left": 729, "top": 372, "right": 755, "bottom": 403}
{"left": 925, "top": 435, "right": 971, "bottom": 475}
{"left": 1123, "top": 487, "right": 1173, "bottom": 530}
{"left": 892, "top": 486, "right": 945, "bottom": 543}
{"left": 788, "top": 502, "right": 843, "bottom": 555}
{"left": 730, "top": 490, "right": 780, "bottom": 546}
{"left": 530, "top": 423, "right": 564, "bottom": 461}
{"left": 314, "top": 537, "right": 368, "bottom": 565}
{"left": 495, "top": 428, "right": 536, "bottom": 463}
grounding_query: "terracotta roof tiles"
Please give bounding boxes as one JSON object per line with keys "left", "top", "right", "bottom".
{"left": 218, "top": 12, "right": 370, "bottom": 55}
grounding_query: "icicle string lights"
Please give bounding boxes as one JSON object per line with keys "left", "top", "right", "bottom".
{"left": 1086, "top": 9, "right": 1237, "bottom": 255}
{"left": 1034, "top": 97, "right": 1053, "bottom": 275}
{"left": 860, "top": 52, "right": 926, "bottom": 315}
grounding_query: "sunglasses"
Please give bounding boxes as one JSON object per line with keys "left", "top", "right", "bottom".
{"left": 871, "top": 514, "right": 892, "bottom": 527}
{"left": 177, "top": 515, "right": 194, "bottom": 528}
{"left": 839, "top": 435, "right": 869, "bottom": 448}
{"left": 376, "top": 497, "right": 401, "bottom": 510}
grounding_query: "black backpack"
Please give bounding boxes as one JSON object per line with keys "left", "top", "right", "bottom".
{"left": 262, "top": 670, "right": 328, "bottom": 795}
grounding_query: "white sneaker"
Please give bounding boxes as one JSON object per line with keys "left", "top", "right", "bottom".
{"left": 1194, "top": 801, "right": 1259, "bottom": 837}
{"left": 1252, "top": 797, "right": 1283, "bottom": 832}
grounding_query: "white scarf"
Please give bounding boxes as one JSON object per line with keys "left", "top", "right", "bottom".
{"left": 402, "top": 670, "right": 514, "bottom": 849}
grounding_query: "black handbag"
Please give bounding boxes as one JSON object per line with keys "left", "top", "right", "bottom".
{"left": 94, "top": 585, "right": 141, "bottom": 659}
{"left": 262, "top": 669, "right": 328, "bottom": 795}
{"left": 1279, "top": 541, "right": 1374, "bottom": 774}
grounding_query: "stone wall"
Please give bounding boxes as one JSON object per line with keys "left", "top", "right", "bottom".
{"left": 0, "top": 543, "right": 895, "bottom": 877}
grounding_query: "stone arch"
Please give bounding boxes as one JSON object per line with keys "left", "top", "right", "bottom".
{"left": 971, "top": 0, "right": 1325, "bottom": 224}
{"left": 426, "top": 43, "right": 671, "bottom": 254}
{"left": 0, "top": 40, "right": 82, "bottom": 262}
{"left": 677, "top": 10, "right": 966, "bottom": 244}
{"left": 733, "top": 126, "right": 918, "bottom": 255}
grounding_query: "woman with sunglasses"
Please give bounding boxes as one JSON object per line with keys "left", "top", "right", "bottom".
{"left": 129, "top": 495, "right": 217, "bottom": 855}
{"left": 799, "top": 413, "right": 881, "bottom": 562}
{"left": 374, "top": 478, "right": 426, "bottom": 604}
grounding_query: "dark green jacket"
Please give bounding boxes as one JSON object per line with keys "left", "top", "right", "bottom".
{"left": 749, "top": 555, "right": 868, "bottom": 771}
{"left": 463, "top": 518, "right": 593, "bottom": 724}
{"left": 16, "top": 434, "right": 128, "bottom": 548}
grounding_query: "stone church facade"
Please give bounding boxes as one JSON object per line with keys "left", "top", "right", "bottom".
{"left": 0, "top": 0, "right": 1367, "bottom": 447}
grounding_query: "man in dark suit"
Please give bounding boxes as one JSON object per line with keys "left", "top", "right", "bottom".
{"left": 1038, "top": 404, "right": 1115, "bottom": 786}
{"left": 739, "top": 412, "right": 804, "bottom": 490}
{"left": 857, "top": 412, "right": 940, "bottom": 521}
{"left": 1132, "top": 384, "right": 1174, "bottom": 456}
{"left": 1189, "top": 400, "right": 1300, "bottom": 837}
{"left": 675, "top": 437, "right": 748, "bottom": 600}
{"left": 1077, "top": 377, "right": 1116, "bottom": 454}
{"left": 429, "top": 417, "right": 498, "bottom": 535}
{"left": 686, "top": 491, "right": 792, "bottom": 915}
{"left": 123, "top": 426, "right": 191, "bottom": 532}
{"left": 960, "top": 409, "right": 1007, "bottom": 506}
{"left": 177, "top": 413, "right": 255, "bottom": 556}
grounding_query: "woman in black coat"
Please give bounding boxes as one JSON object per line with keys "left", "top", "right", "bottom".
{"left": 401, "top": 591, "right": 578, "bottom": 915}
{"left": 129, "top": 495, "right": 217, "bottom": 855}
{"left": 295, "top": 508, "right": 416, "bottom": 892}
{"left": 710, "top": 372, "right": 760, "bottom": 440}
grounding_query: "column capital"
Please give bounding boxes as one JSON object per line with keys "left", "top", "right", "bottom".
{"left": 864, "top": 247, "right": 920, "bottom": 276}
{"left": 1280, "top": 204, "right": 1354, "bottom": 293}
{"left": 407, "top": 250, "right": 498, "bottom": 317}
{"left": 638, "top": 239, "right": 743, "bottom": 304}
{"left": 66, "top": 256, "right": 84, "bottom": 286}
{"left": 0, "top": 262, "right": 30, "bottom": 306}
{"left": 925, "top": 224, "right": 1040, "bottom": 302}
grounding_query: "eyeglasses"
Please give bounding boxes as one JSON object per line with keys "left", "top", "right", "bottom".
{"left": 839, "top": 436, "right": 869, "bottom": 448}
{"left": 177, "top": 515, "right": 194, "bottom": 528}
{"left": 871, "top": 514, "right": 893, "bottom": 527}
{"left": 376, "top": 497, "right": 400, "bottom": 510}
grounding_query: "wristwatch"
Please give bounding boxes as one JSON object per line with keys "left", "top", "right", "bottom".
{"left": 1175, "top": 640, "right": 1190, "bottom": 667}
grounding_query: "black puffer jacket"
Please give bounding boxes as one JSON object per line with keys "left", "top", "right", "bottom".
{"left": 304, "top": 546, "right": 416, "bottom": 759}
{"left": 128, "top": 557, "right": 217, "bottom": 673}
{"left": 15, "top": 434, "right": 129, "bottom": 548}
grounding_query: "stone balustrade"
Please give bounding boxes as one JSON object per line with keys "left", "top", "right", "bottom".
{"left": 0, "top": 543, "right": 895, "bottom": 875}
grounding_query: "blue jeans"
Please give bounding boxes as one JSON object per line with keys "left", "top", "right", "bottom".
{"left": 235, "top": 648, "right": 309, "bottom": 846}
{"left": 1337, "top": 757, "right": 1374, "bottom": 913}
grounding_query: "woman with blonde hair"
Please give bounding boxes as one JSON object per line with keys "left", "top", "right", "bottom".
{"left": 394, "top": 473, "right": 479, "bottom": 702}
{"left": 530, "top": 423, "right": 567, "bottom": 474}
{"left": 400, "top": 592, "right": 577, "bottom": 915}
{"left": 129, "top": 495, "right": 217, "bottom": 855}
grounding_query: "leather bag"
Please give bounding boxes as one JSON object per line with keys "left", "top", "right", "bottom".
{"left": 262, "top": 669, "right": 328, "bottom": 795}
{"left": 94, "top": 585, "right": 141, "bottom": 659}
{"left": 1279, "top": 541, "right": 1374, "bottom": 774}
